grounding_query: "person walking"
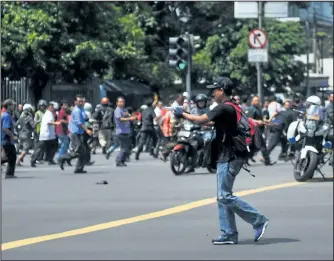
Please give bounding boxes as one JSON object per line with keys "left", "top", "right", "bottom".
{"left": 246, "top": 96, "right": 275, "bottom": 166}
{"left": 114, "top": 97, "right": 137, "bottom": 167}
{"left": 173, "top": 77, "right": 269, "bottom": 245}
{"left": 55, "top": 101, "right": 70, "bottom": 162}
{"left": 1, "top": 99, "right": 17, "bottom": 178}
{"left": 135, "top": 99, "right": 158, "bottom": 160}
{"left": 59, "top": 95, "right": 92, "bottom": 173}
{"left": 30, "top": 102, "right": 59, "bottom": 167}
{"left": 15, "top": 104, "right": 35, "bottom": 166}
{"left": 92, "top": 97, "right": 114, "bottom": 154}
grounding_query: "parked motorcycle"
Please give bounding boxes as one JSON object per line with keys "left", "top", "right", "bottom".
{"left": 287, "top": 107, "right": 332, "bottom": 182}
{"left": 169, "top": 121, "right": 215, "bottom": 175}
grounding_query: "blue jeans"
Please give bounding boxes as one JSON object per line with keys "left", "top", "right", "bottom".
{"left": 116, "top": 134, "right": 131, "bottom": 163}
{"left": 216, "top": 159, "right": 268, "bottom": 240}
{"left": 57, "top": 135, "right": 70, "bottom": 160}
{"left": 107, "top": 143, "right": 119, "bottom": 154}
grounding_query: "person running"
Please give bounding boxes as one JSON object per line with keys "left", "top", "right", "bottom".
{"left": 15, "top": 104, "right": 34, "bottom": 166}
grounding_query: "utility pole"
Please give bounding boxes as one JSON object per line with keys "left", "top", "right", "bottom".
{"left": 305, "top": 20, "right": 311, "bottom": 97}
{"left": 257, "top": 1, "right": 264, "bottom": 104}
{"left": 185, "top": 32, "right": 192, "bottom": 112}
{"left": 312, "top": 8, "right": 317, "bottom": 74}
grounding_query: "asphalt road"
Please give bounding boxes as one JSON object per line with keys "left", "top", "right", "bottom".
{"left": 1, "top": 150, "right": 333, "bottom": 260}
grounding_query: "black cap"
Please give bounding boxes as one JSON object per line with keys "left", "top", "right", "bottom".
{"left": 206, "top": 77, "right": 234, "bottom": 89}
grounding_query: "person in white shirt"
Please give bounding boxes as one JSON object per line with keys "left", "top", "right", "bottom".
{"left": 171, "top": 94, "right": 184, "bottom": 108}
{"left": 30, "top": 102, "right": 60, "bottom": 167}
{"left": 153, "top": 101, "right": 163, "bottom": 126}
{"left": 268, "top": 95, "right": 282, "bottom": 120}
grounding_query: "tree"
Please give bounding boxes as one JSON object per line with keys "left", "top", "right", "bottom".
{"left": 1, "top": 1, "right": 311, "bottom": 96}
{"left": 1, "top": 2, "right": 146, "bottom": 84}
{"left": 193, "top": 18, "right": 307, "bottom": 93}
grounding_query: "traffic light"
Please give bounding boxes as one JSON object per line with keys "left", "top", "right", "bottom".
{"left": 168, "top": 36, "right": 189, "bottom": 71}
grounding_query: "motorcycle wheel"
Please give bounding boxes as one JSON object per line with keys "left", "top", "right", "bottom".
{"left": 170, "top": 150, "right": 187, "bottom": 175}
{"left": 294, "top": 151, "right": 318, "bottom": 182}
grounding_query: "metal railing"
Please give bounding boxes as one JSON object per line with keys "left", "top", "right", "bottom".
{"left": 1, "top": 77, "right": 35, "bottom": 105}
{"left": 42, "top": 79, "right": 100, "bottom": 107}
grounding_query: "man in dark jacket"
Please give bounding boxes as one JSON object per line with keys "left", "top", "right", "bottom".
{"left": 246, "top": 96, "right": 275, "bottom": 166}
{"left": 92, "top": 97, "right": 114, "bottom": 154}
{"left": 135, "top": 99, "right": 158, "bottom": 160}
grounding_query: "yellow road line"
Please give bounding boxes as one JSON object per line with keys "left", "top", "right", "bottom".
{"left": 1, "top": 180, "right": 327, "bottom": 251}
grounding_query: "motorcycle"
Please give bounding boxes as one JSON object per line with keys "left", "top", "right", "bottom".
{"left": 287, "top": 107, "right": 332, "bottom": 182}
{"left": 169, "top": 121, "right": 216, "bottom": 175}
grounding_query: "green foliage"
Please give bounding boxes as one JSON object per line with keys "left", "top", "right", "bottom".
{"left": 1, "top": 1, "right": 311, "bottom": 94}
{"left": 1, "top": 2, "right": 146, "bottom": 82}
{"left": 194, "top": 19, "right": 307, "bottom": 92}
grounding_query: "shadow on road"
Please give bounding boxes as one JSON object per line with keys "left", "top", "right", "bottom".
{"left": 2, "top": 176, "right": 38, "bottom": 179}
{"left": 239, "top": 237, "right": 300, "bottom": 245}
{"left": 307, "top": 177, "right": 334, "bottom": 183}
{"left": 180, "top": 172, "right": 216, "bottom": 176}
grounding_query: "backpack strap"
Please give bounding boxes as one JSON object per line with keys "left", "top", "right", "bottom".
{"left": 224, "top": 101, "right": 242, "bottom": 122}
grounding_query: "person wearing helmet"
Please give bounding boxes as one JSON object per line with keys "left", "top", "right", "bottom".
{"left": 181, "top": 93, "right": 210, "bottom": 173}
{"left": 92, "top": 97, "right": 114, "bottom": 154}
{"left": 50, "top": 101, "right": 60, "bottom": 116}
{"left": 191, "top": 94, "right": 209, "bottom": 116}
{"left": 84, "top": 102, "right": 93, "bottom": 118}
{"left": 14, "top": 104, "right": 35, "bottom": 166}
{"left": 83, "top": 102, "right": 95, "bottom": 166}
{"left": 33, "top": 99, "right": 47, "bottom": 163}
{"left": 305, "top": 95, "right": 324, "bottom": 121}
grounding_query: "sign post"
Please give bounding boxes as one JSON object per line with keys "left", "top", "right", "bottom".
{"left": 247, "top": 3, "right": 268, "bottom": 104}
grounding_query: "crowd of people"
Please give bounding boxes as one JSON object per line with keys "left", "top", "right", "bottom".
{"left": 1, "top": 85, "right": 333, "bottom": 179}
{"left": 1, "top": 76, "right": 333, "bottom": 245}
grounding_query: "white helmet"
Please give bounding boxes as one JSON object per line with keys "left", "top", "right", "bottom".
{"left": 306, "top": 95, "right": 321, "bottom": 106}
{"left": 140, "top": 104, "right": 148, "bottom": 110}
{"left": 50, "top": 101, "right": 60, "bottom": 111}
{"left": 23, "top": 103, "right": 33, "bottom": 111}
{"left": 84, "top": 102, "right": 92, "bottom": 112}
{"left": 182, "top": 92, "right": 188, "bottom": 98}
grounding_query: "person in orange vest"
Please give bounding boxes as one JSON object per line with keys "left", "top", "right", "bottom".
{"left": 158, "top": 101, "right": 180, "bottom": 161}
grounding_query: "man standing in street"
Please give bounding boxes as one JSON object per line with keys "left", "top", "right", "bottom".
{"left": 1, "top": 99, "right": 17, "bottom": 178}
{"left": 15, "top": 104, "right": 35, "bottom": 166}
{"left": 34, "top": 100, "right": 47, "bottom": 163}
{"left": 56, "top": 101, "right": 70, "bottom": 162}
{"left": 92, "top": 97, "right": 114, "bottom": 154}
{"left": 31, "top": 102, "right": 59, "bottom": 167}
{"left": 135, "top": 98, "right": 158, "bottom": 160}
{"left": 59, "top": 95, "right": 92, "bottom": 173}
{"left": 173, "top": 77, "right": 269, "bottom": 245}
{"left": 246, "top": 96, "right": 275, "bottom": 166}
{"left": 114, "top": 97, "right": 137, "bottom": 167}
